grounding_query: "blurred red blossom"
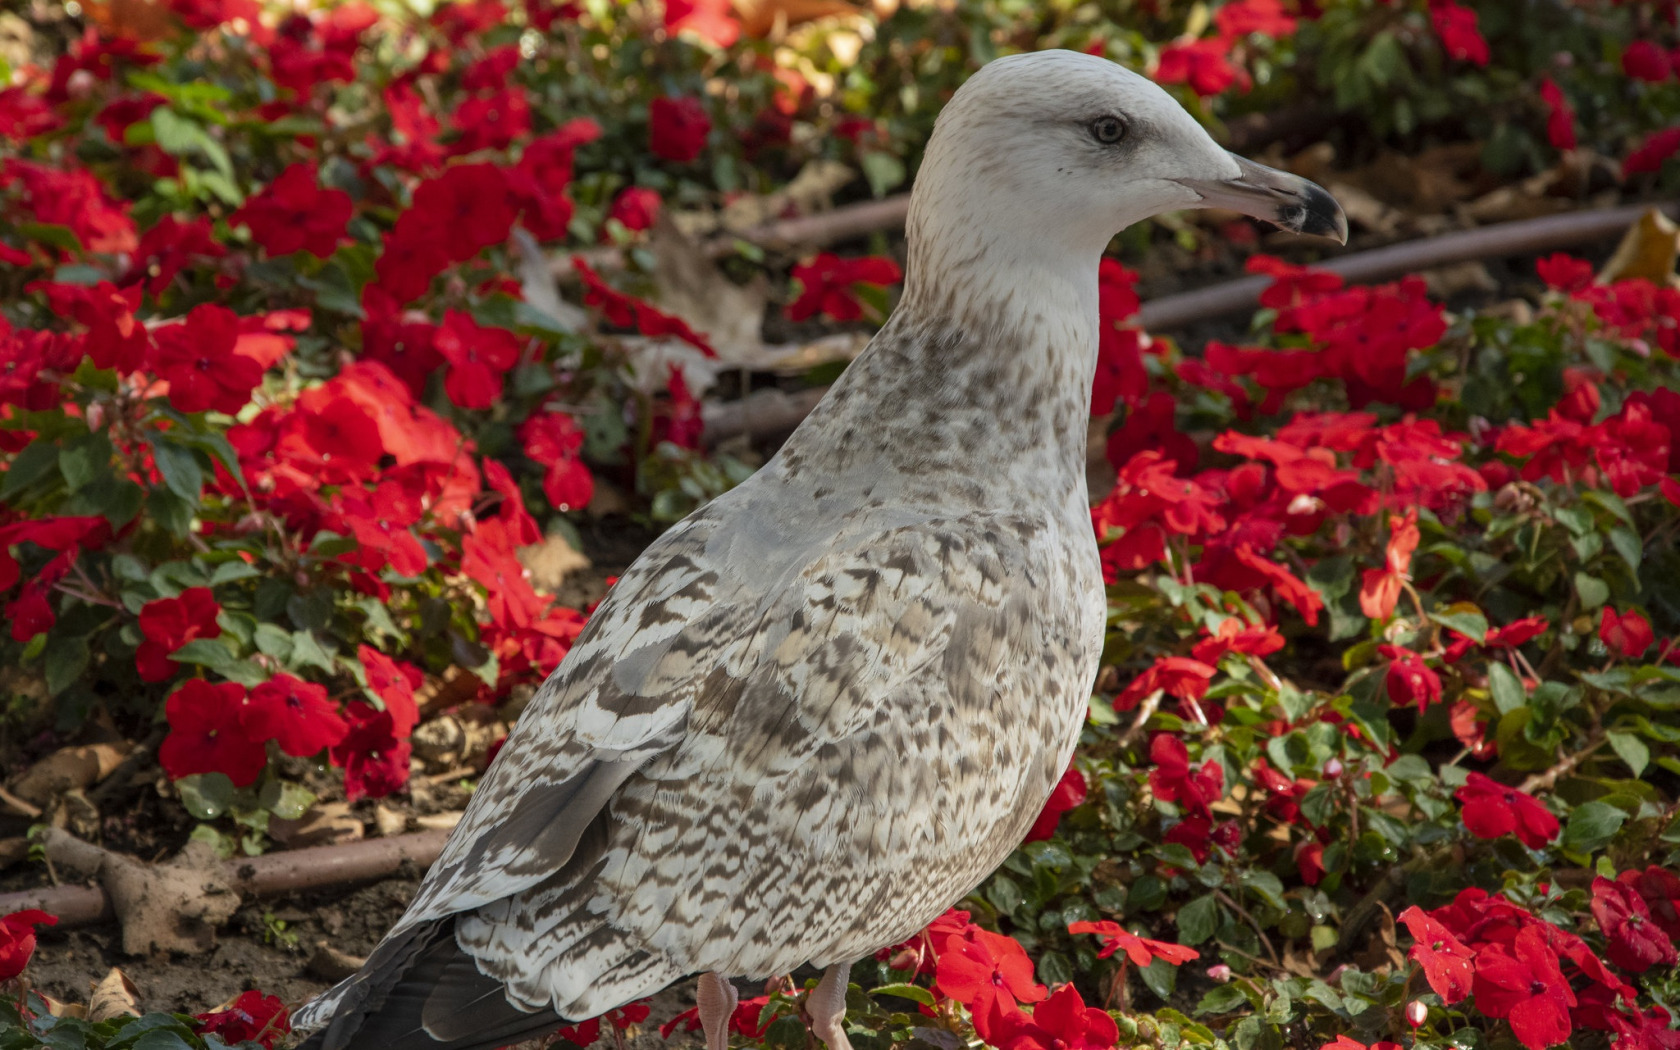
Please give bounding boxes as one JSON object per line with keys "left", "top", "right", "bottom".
{"left": 649, "top": 95, "right": 711, "bottom": 163}
{"left": 788, "top": 253, "right": 902, "bottom": 323}
{"left": 136, "top": 586, "right": 222, "bottom": 682}
{"left": 1455, "top": 773, "right": 1558, "bottom": 849}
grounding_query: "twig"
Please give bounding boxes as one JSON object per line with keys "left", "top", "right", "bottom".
{"left": 0, "top": 786, "right": 42, "bottom": 819}
{"left": 1116, "top": 690, "right": 1164, "bottom": 750}
{"left": 1214, "top": 889, "right": 1280, "bottom": 966}
{"left": 1519, "top": 734, "right": 1606, "bottom": 795}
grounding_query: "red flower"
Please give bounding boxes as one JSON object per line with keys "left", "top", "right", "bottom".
{"left": 572, "top": 258, "right": 717, "bottom": 356}
{"left": 1232, "top": 545, "right": 1324, "bottom": 626}
{"left": 135, "top": 586, "right": 222, "bottom": 682}
{"left": 358, "top": 645, "right": 421, "bottom": 737}
{"left": 1296, "top": 840, "right": 1325, "bottom": 885}
{"left": 373, "top": 230, "right": 452, "bottom": 304}
{"left": 242, "top": 673, "right": 348, "bottom": 758}
{"left": 1397, "top": 905, "right": 1474, "bottom": 1004}
{"left": 1191, "top": 617, "right": 1284, "bottom": 664}
{"left": 1155, "top": 37, "right": 1250, "bottom": 97}
{"left": 1455, "top": 772, "right": 1558, "bottom": 849}
{"left": 1472, "top": 925, "right": 1575, "bottom": 1050}
{"left": 1428, "top": 0, "right": 1488, "bottom": 65}
{"left": 404, "top": 163, "right": 516, "bottom": 263}
{"left": 1537, "top": 253, "right": 1593, "bottom": 293}
{"left": 520, "top": 410, "right": 594, "bottom": 511}
{"left": 1624, "top": 127, "right": 1680, "bottom": 177}
{"left": 331, "top": 700, "right": 412, "bottom": 800}
{"left": 935, "top": 928, "right": 1047, "bottom": 1039}
{"left": 1067, "top": 920, "right": 1198, "bottom": 967}
{"left": 195, "top": 990, "right": 291, "bottom": 1049}
{"left": 1590, "top": 876, "right": 1677, "bottom": 973}
{"left": 1623, "top": 41, "right": 1672, "bottom": 83}
{"left": 1320, "top": 1040, "right": 1402, "bottom": 1050}
{"left": 152, "top": 304, "right": 265, "bottom": 415}
{"left": 664, "top": 0, "right": 740, "bottom": 47}
{"left": 787, "top": 253, "right": 902, "bottom": 323}
{"left": 1380, "top": 645, "right": 1442, "bottom": 712}
{"left": 1538, "top": 79, "right": 1575, "bottom": 151}
{"left": 1147, "top": 733, "right": 1224, "bottom": 815}
{"left": 127, "top": 215, "right": 225, "bottom": 297}
{"left": 1112, "top": 656, "right": 1216, "bottom": 713}
{"left": 233, "top": 163, "right": 352, "bottom": 258}
{"left": 158, "top": 679, "right": 266, "bottom": 787}
{"left": 648, "top": 95, "right": 711, "bottom": 163}
{"left": 1214, "top": 0, "right": 1296, "bottom": 38}
{"left": 992, "top": 984, "right": 1119, "bottom": 1050}
{"left": 1024, "top": 764, "right": 1087, "bottom": 841}
{"left": 1599, "top": 607, "right": 1653, "bottom": 659}
{"left": 1, "top": 160, "right": 137, "bottom": 254}
{"left": 0, "top": 909, "right": 56, "bottom": 981}
{"left": 1618, "top": 866, "right": 1680, "bottom": 941}
{"left": 434, "top": 310, "right": 522, "bottom": 409}
{"left": 1359, "top": 508, "right": 1418, "bottom": 620}
{"left": 606, "top": 186, "right": 662, "bottom": 234}
{"left": 452, "top": 89, "right": 531, "bottom": 154}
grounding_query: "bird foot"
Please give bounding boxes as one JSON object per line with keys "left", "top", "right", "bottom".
{"left": 698, "top": 971, "right": 739, "bottom": 1050}
{"left": 806, "top": 962, "right": 854, "bottom": 1050}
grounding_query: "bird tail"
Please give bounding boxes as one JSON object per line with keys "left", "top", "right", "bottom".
{"left": 291, "top": 916, "right": 565, "bottom": 1050}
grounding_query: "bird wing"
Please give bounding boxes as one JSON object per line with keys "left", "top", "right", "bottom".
{"left": 295, "top": 501, "right": 1098, "bottom": 1041}
{"left": 451, "top": 507, "right": 1099, "bottom": 1015}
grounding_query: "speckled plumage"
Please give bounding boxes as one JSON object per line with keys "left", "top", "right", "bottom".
{"left": 294, "top": 49, "right": 1345, "bottom": 1050}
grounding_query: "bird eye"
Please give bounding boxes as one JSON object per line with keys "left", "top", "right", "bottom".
{"left": 1090, "top": 116, "right": 1127, "bottom": 145}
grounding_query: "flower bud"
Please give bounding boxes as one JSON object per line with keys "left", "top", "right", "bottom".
{"left": 886, "top": 947, "right": 920, "bottom": 972}
{"left": 1405, "top": 1000, "right": 1427, "bottom": 1028}
{"left": 1323, "top": 757, "right": 1343, "bottom": 779}
{"left": 1206, "top": 964, "right": 1232, "bottom": 983}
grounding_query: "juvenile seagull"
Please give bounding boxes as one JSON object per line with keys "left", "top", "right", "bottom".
{"left": 294, "top": 49, "right": 1344, "bottom": 1050}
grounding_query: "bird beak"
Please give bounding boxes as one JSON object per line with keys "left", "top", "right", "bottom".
{"left": 1175, "top": 154, "right": 1348, "bottom": 244}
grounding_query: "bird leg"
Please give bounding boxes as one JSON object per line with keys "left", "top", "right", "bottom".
{"left": 697, "top": 971, "right": 739, "bottom": 1050}
{"left": 806, "top": 963, "right": 854, "bottom": 1050}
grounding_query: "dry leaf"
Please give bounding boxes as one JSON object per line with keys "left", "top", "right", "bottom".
{"left": 1422, "top": 261, "right": 1499, "bottom": 299}
{"left": 11, "top": 741, "right": 132, "bottom": 807}
{"left": 87, "top": 968, "right": 142, "bottom": 1022}
{"left": 1351, "top": 902, "right": 1405, "bottom": 974}
{"left": 733, "top": 0, "right": 862, "bottom": 38}
{"left": 517, "top": 532, "right": 591, "bottom": 595}
{"left": 307, "top": 942, "right": 368, "bottom": 982}
{"left": 270, "top": 802, "right": 364, "bottom": 849}
{"left": 646, "top": 215, "right": 770, "bottom": 366}
{"left": 373, "top": 804, "right": 409, "bottom": 838}
{"left": 1599, "top": 208, "right": 1680, "bottom": 287}
{"left": 83, "top": 0, "right": 176, "bottom": 40}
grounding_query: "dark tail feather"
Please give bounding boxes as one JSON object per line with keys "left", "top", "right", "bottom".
{"left": 294, "top": 917, "right": 564, "bottom": 1050}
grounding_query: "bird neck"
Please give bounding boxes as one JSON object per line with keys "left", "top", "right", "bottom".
{"left": 773, "top": 221, "right": 1100, "bottom": 514}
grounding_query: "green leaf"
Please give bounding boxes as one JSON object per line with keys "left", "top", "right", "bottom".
{"left": 1176, "top": 893, "right": 1220, "bottom": 945}
{"left": 859, "top": 151, "right": 907, "bottom": 198}
{"left": 1275, "top": 682, "right": 1315, "bottom": 722}
{"left": 3, "top": 441, "right": 63, "bottom": 499}
{"left": 257, "top": 778, "right": 317, "bottom": 821}
{"left": 177, "top": 773, "right": 234, "bottom": 820}
{"left": 1431, "top": 607, "right": 1487, "bottom": 644}
{"left": 1574, "top": 572, "right": 1610, "bottom": 610}
{"left": 1608, "top": 527, "right": 1642, "bottom": 575}
{"left": 16, "top": 221, "right": 84, "bottom": 252}
{"left": 171, "top": 637, "right": 238, "bottom": 670}
{"left": 1562, "top": 800, "right": 1627, "bottom": 853}
{"left": 1488, "top": 662, "right": 1527, "bottom": 715}
{"left": 870, "top": 984, "right": 935, "bottom": 1007}
{"left": 1606, "top": 731, "right": 1649, "bottom": 778}
{"left": 44, "top": 635, "right": 90, "bottom": 697}
{"left": 1195, "top": 984, "right": 1250, "bottom": 1016}
{"left": 288, "top": 630, "right": 338, "bottom": 675}
{"left": 148, "top": 437, "right": 204, "bottom": 503}
{"left": 1138, "top": 956, "right": 1179, "bottom": 1000}
{"left": 58, "top": 432, "right": 113, "bottom": 492}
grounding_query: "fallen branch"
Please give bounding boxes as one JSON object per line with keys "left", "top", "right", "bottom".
{"left": 1137, "top": 200, "right": 1679, "bottom": 332}
{"left": 703, "top": 200, "right": 1679, "bottom": 449}
{"left": 0, "top": 828, "right": 452, "bottom": 931}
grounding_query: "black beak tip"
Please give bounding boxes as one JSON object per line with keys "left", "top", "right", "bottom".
{"left": 1289, "top": 181, "right": 1348, "bottom": 245}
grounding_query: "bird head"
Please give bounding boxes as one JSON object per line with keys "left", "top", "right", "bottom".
{"left": 909, "top": 50, "right": 1346, "bottom": 273}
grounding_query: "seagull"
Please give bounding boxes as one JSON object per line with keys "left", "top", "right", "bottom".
{"left": 293, "top": 48, "right": 1344, "bottom": 1050}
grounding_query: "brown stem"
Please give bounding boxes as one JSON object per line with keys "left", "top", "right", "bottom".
{"left": 1518, "top": 734, "right": 1606, "bottom": 795}
{"left": 1214, "top": 889, "right": 1280, "bottom": 966}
